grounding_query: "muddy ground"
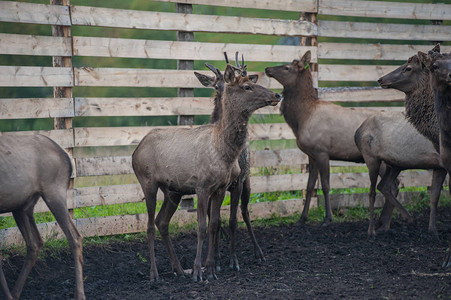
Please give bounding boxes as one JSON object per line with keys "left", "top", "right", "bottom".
{"left": 3, "top": 208, "right": 451, "bottom": 299}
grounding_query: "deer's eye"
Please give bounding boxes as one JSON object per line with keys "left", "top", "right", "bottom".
{"left": 284, "top": 66, "right": 290, "bottom": 70}
{"left": 244, "top": 85, "right": 251, "bottom": 90}
{"left": 432, "top": 64, "right": 439, "bottom": 70}
{"left": 405, "top": 67, "right": 412, "bottom": 72}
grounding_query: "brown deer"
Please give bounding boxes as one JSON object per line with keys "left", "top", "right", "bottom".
{"left": 264, "top": 51, "right": 402, "bottom": 226}
{"left": 355, "top": 112, "right": 446, "bottom": 236}
{"left": 194, "top": 55, "right": 264, "bottom": 271}
{"left": 0, "top": 134, "right": 85, "bottom": 300}
{"left": 132, "top": 63, "right": 281, "bottom": 281}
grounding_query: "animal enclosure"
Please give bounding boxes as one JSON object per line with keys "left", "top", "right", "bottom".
{"left": 1, "top": 0, "right": 451, "bottom": 245}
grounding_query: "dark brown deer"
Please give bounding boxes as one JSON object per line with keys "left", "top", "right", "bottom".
{"left": 0, "top": 134, "right": 85, "bottom": 300}
{"left": 264, "top": 51, "right": 402, "bottom": 226}
{"left": 355, "top": 112, "right": 446, "bottom": 236}
{"left": 194, "top": 56, "right": 264, "bottom": 271}
{"left": 132, "top": 63, "right": 280, "bottom": 281}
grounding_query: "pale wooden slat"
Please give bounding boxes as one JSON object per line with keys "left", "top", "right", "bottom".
{"left": 73, "top": 36, "right": 317, "bottom": 62}
{"left": 0, "top": 1, "right": 71, "bottom": 25}
{"left": 0, "top": 198, "right": 315, "bottom": 245}
{"left": 73, "top": 124, "right": 295, "bottom": 147}
{"left": 74, "top": 67, "right": 282, "bottom": 89}
{"left": 0, "top": 98, "right": 74, "bottom": 119}
{"left": 319, "top": 0, "right": 451, "bottom": 21}
{"left": 0, "top": 33, "right": 72, "bottom": 56}
{"left": 318, "top": 87, "right": 405, "bottom": 102}
{"left": 0, "top": 129, "right": 74, "bottom": 149}
{"left": 319, "top": 43, "right": 451, "bottom": 61}
{"left": 75, "top": 97, "right": 281, "bottom": 117}
{"left": 74, "top": 67, "right": 318, "bottom": 89}
{"left": 70, "top": 5, "right": 316, "bottom": 36}
{"left": 153, "top": 0, "right": 317, "bottom": 13}
{"left": 318, "top": 65, "right": 400, "bottom": 82}
{"left": 0, "top": 66, "right": 73, "bottom": 87}
{"left": 318, "top": 20, "right": 451, "bottom": 41}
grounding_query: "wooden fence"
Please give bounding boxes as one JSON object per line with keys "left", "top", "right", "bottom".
{"left": 1, "top": 0, "right": 451, "bottom": 245}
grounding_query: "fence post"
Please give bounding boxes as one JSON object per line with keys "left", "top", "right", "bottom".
{"left": 299, "top": 9, "right": 318, "bottom": 203}
{"left": 51, "top": 0, "right": 75, "bottom": 217}
{"left": 176, "top": 3, "right": 195, "bottom": 210}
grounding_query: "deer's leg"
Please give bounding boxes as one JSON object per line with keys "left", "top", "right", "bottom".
{"left": 429, "top": 169, "right": 447, "bottom": 237}
{"left": 43, "top": 187, "right": 85, "bottom": 300}
{"left": 228, "top": 179, "right": 242, "bottom": 271}
{"left": 206, "top": 188, "right": 226, "bottom": 281}
{"left": 0, "top": 253, "right": 13, "bottom": 300}
{"left": 300, "top": 156, "right": 319, "bottom": 224}
{"left": 376, "top": 163, "right": 396, "bottom": 231}
{"left": 377, "top": 168, "right": 412, "bottom": 223}
{"left": 155, "top": 190, "right": 184, "bottom": 276}
{"left": 11, "top": 206, "right": 43, "bottom": 299}
{"left": 366, "top": 158, "right": 381, "bottom": 237}
{"left": 193, "top": 189, "right": 209, "bottom": 282}
{"left": 315, "top": 153, "right": 332, "bottom": 226}
{"left": 241, "top": 176, "right": 264, "bottom": 263}
{"left": 140, "top": 181, "right": 159, "bottom": 281}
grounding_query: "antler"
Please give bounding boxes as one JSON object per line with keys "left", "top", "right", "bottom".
{"left": 234, "top": 52, "right": 247, "bottom": 76}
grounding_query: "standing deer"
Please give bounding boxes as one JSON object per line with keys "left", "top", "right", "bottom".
{"left": 0, "top": 134, "right": 85, "bottom": 300}
{"left": 194, "top": 55, "right": 264, "bottom": 271}
{"left": 132, "top": 63, "right": 281, "bottom": 281}
{"left": 265, "top": 51, "right": 397, "bottom": 226}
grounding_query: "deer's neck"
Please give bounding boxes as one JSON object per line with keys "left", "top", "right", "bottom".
{"left": 435, "top": 86, "right": 451, "bottom": 138}
{"left": 405, "top": 72, "right": 440, "bottom": 148}
{"left": 209, "top": 91, "right": 222, "bottom": 124}
{"left": 214, "top": 94, "right": 251, "bottom": 164}
{"left": 280, "top": 71, "right": 318, "bottom": 133}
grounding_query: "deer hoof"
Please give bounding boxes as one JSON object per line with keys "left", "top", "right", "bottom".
{"left": 229, "top": 257, "right": 240, "bottom": 271}
{"left": 207, "top": 272, "right": 218, "bottom": 281}
{"left": 192, "top": 268, "right": 203, "bottom": 282}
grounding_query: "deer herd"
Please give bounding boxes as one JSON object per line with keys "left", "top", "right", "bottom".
{"left": 0, "top": 45, "right": 450, "bottom": 299}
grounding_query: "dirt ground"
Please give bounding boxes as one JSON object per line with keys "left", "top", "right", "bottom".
{"left": 3, "top": 207, "right": 451, "bottom": 300}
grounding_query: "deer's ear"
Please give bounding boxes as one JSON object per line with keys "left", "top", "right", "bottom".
{"left": 417, "top": 51, "right": 431, "bottom": 68}
{"left": 194, "top": 72, "right": 216, "bottom": 87}
{"left": 430, "top": 43, "right": 440, "bottom": 54}
{"left": 224, "top": 64, "right": 236, "bottom": 83}
{"left": 300, "top": 50, "right": 311, "bottom": 65}
{"left": 248, "top": 74, "right": 258, "bottom": 83}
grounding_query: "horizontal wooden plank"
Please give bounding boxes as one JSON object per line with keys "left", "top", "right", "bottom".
{"left": 153, "top": 0, "right": 317, "bottom": 12}
{"left": 0, "top": 66, "right": 73, "bottom": 87}
{"left": 75, "top": 148, "right": 308, "bottom": 177}
{"left": 319, "top": 43, "right": 451, "bottom": 61}
{"left": 0, "top": 98, "right": 74, "bottom": 119}
{"left": 0, "top": 33, "right": 72, "bottom": 56}
{"left": 73, "top": 124, "right": 295, "bottom": 147}
{"left": 0, "top": 198, "right": 316, "bottom": 245}
{"left": 318, "top": 20, "right": 451, "bottom": 41}
{"left": 73, "top": 36, "right": 317, "bottom": 62}
{"left": 74, "top": 67, "right": 289, "bottom": 89}
{"left": 318, "top": 87, "right": 405, "bottom": 102}
{"left": 318, "top": 65, "right": 400, "bottom": 82}
{"left": 75, "top": 97, "right": 279, "bottom": 117}
{"left": 0, "top": 1, "right": 71, "bottom": 25}
{"left": 0, "top": 129, "right": 74, "bottom": 149}
{"left": 70, "top": 5, "right": 316, "bottom": 36}
{"left": 319, "top": 0, "right": 451, "bottom": 21}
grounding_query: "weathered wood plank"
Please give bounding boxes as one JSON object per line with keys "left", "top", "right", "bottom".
{"left": 73, "top": 124, "right": 296, "bottom": 147}
{"left": 0, "top": 129, "right": 74, "bottom": 149}
{"left": 0, "top": 98, "right": 74, "bottom": 119}
{"left": 0, "top": 66, "right": 73, "bottom": 87}
{"left": 0, "top": 33, "right": 72, "bottom": 56}
{"left": 318, "top": 87, "right": 405, "bottom": 103}
{"left": 0, "top": 198, "right": 317, "bottom": 245}
{"left": 318, "top": 65, "right": 401, "bottom": 82}
{"left": 319, "top": 43, "right": 451, "bottom": 61}
{"left": 319, "top": 0, "right": 451, "bottom": 21}
{"left": 0, "top": 1, "right": 71, "bottom": 25}
{"left": 73, "top": 36, "right": 317, "bottom": 62}
{"left": 153, "top": 0, "right": 317, "bottom": 12}
{"left": 70, "top": 5, "right": 316, "bottom": 36}
{"left": 318, "top": 20, "right": 451, "bottom": 41}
